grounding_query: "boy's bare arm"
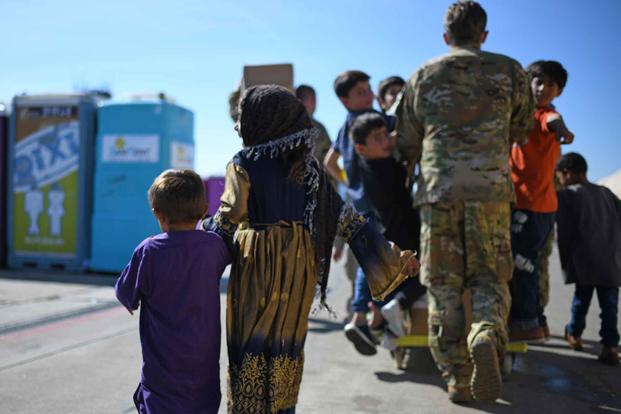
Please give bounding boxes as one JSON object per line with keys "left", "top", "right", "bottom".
{"left": 547, "top": 113, "right": 575, "bottom": 144}
{"left": 323, "top": 148, "right": 346, "bottom": 185}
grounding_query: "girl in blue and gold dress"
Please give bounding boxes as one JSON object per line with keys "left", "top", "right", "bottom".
{"left": 205, "top": 85, "right": 417, "bottom": 413}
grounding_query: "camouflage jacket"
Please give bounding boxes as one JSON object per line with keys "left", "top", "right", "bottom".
{"left": 395, "top": 46, "right": 534, "bottom": 205}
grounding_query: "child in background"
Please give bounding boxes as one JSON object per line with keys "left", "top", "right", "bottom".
{"left": 351, "top": 112, "right": 427, "bottom": 347}
{"left": 115, "top": 169, "right": 230, "bottom": 414}
{"left": 509, "top": 60, "right": 574, "bottom": 342}
{"left": 556, "top": 153, "right": 620, "bottom": 365}
{"left": 296, "top": 84, "right": 333, "bottom": 164}
{"left": 323, "top": 70, "right": 397, "bottom": 354}
{"left": 377, "top": 75, "right": 405, "bottom": 113}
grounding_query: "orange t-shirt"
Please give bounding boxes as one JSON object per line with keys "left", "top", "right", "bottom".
{"left": 510, "top": 107, "right": 561, "bottom": 212}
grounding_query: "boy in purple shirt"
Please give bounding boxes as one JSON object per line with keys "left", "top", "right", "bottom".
{"left": 115, "top": 169, "right": 230, "bottom": 414}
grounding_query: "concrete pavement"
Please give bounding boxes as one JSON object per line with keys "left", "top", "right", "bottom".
{"left": 0, "top": 248, "right": 619, "bottom": 413}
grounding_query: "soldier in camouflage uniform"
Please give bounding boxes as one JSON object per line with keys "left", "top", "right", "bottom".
{"left": 394, "top": 1, "right": 533, "bottom": 403}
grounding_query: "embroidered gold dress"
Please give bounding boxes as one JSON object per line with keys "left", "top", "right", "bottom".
{"left": 205, "top": 131, "right": 413, "bottom": 414}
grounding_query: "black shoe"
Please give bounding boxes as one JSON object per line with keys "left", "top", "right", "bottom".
{"left": 344, "top": 323, "right": 378, "bottom": 356}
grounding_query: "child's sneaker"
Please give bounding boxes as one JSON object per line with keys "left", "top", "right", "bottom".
{"left": 380, "top": 298, "right": 406, "bottom": 337}
{"left": 344, "top": 322, "right": 378, "bottom": 356}
{"left": 564, "top": 330, "right": 583, "bottom": 351}
{"left": 382, "top": 330, "right": 398, "bottom": 351}
{"left": 598, "top": 346, "right": 619, "bottom": 366}
{"left": 470, "top": 336, "right": 502, "bottom": 402}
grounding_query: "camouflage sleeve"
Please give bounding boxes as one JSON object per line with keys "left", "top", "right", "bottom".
{"left": 509, "top": 61, "right": 534, "bottom": 145}
{"left": 395, "top": 72, "right": 424, "bottom": 164}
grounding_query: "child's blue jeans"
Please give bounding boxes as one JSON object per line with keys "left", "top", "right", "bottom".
{"left": 509, "top": 209, "right": 555, "bottom": 329}
{"left": 566, "top": 284, "right": 619, "bottom": 347}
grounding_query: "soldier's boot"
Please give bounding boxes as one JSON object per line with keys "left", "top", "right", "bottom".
{"left": 447, "top": 385, "right": 472, "bottom": 404}
{"left": 442, "top": 365, "right": 473, "bottom": 404}
{"left": 470, "top": 335, "right": 502, "bottom": 402}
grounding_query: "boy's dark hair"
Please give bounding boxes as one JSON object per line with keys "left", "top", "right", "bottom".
{"left": 444, "top": 1, "right": 487, "bottom": 46}
{"left": 527, "top": 60, "right": 568, "bottom": 90}
{"left": 557, "top": 152, "right": 588, "bottom": 175}
{"left": 377, "top": 76, "right": 405, "bottom": 101}
{"left": 334, "top": 70, "right": 370, "bottom": 98}
{"left": 350, "top": 112, "right": 388, "bottom": 145}
{"left": 148, "top": 169, "right": 206, "bottom": 224}
{"left": 296, "top": 84, "right": 315, "bottom": 101}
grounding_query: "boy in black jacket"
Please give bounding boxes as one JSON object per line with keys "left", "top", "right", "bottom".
{"left": 556, "top": 152, "right": 620, "bottom": 365}
{"left": 351, "top": 112, "right": 427, "bottom": 347}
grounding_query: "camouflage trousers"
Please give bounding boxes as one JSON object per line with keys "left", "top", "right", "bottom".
{"left": 420, "top": 201, "right": 513, "bottom": 387}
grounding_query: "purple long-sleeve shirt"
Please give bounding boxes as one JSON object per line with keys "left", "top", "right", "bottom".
{"left": 115, "top": 230, "right": 230, "bottom": 414}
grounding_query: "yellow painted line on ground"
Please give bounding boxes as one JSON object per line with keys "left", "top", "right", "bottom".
{"left": 396, "top": 335, "right": 528, "bottom": 353}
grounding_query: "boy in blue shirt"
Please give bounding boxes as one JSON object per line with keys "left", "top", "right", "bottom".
{"left": 323, "top": 70, "right": 401, "bottom": 354}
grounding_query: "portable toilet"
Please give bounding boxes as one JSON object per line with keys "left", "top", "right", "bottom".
{"left": 203, "top": 176, "right": 225, "bottom": 216}
{"left": 7, "top": 94, "right": 97, "bottom": 271}
{"left": 0, "top": 105, "right": 8, "bottom": 267}
{"left": 89, "top": 100, "right": 194, "bottom": 273}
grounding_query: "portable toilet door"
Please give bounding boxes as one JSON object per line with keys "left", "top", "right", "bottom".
{"left": 89, "top": 100, "right": 194, "bottom": 273}
{"left": 7, "top": 94, "right": 96, "bottom": 271}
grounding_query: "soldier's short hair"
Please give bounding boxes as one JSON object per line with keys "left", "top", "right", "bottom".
{"left": 334, "top": 70, "right": 371, "bottom": 98}
{"left": 377, "top": 76, "right": 406, "bottom": 101}
{"left": 444, "top": 1, "right": 487, "bottom": 46}
{"left": 148, "top": 169, "right": 206, "bottom": 224}
{"left": 527, "top": 60, "right": 568, "bottom": 91}
{"left": 557, "top": 152, "right": 588, "bottom": 175}
{"left": 296, "top": 84, "right": 316, "bottom": 102}
{"left": 350, "top": 112, "right": 387, "bottom": 145}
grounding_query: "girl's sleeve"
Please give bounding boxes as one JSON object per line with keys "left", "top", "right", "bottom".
{"left": 338, "top": 205, "right": 416, "bottom": 301}
{"left": 115, "top": 244, "right": 150, "bottom": 311}
{"left": 202, "top": 161, "right": 250, "bottom": 250}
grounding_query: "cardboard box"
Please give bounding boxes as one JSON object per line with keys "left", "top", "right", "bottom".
{"left": 242, "top": 64, "right": 294, "bottom": 91}
{"left": 406, "top": 289, "right": 474, "bottom": 336}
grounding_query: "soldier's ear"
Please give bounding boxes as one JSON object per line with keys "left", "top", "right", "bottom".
{"left": 443, "top": 33, "right": 452, "bottom": 46}
{"left": 480, "top": 30, "right": 489, "bottom": 45}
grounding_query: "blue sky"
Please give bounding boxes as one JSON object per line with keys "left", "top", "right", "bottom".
{"left": 1, "top": 0, "right": 620, "bottom": 180}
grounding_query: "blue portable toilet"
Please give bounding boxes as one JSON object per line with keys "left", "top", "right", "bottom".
{"left": 7, "top": 94, "right": 97, "bottom": 271}
{"left": 89, "top": 99, "right": 194, "bottom": 273}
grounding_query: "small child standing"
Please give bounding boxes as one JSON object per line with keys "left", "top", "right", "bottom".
{"left": 115, "top": 169, "right": 230, "bottom": 413}
{"left": 509, "top": 60, "right": 574, "bottom": 342}
{"left": 556, "top": 153, "right": 620, "bottom": 365}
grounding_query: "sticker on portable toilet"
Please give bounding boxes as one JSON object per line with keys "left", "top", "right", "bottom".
{"left": 170, "top": 141, "right": 194, "bottom": 169}
{"left": 12, "top": 106, "right": 80, "bottom": 257}
{"left": 102, "top": 134, "right": 160, "bottom": 163}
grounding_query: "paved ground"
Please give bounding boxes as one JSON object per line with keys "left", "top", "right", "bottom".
{"left": 0, "top": 248, "right": 619, "bottom": 413}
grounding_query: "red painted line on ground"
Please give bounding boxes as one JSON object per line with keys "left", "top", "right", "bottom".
{"left": 0, "top": 305, "right": 131, "bottom": 342}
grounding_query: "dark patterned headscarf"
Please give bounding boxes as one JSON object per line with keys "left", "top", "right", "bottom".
{"left": 239, "top": 84, "right": 312, "bottom": 146}
{"left": 237, "top": 84, "right": 343, "bottom": 310}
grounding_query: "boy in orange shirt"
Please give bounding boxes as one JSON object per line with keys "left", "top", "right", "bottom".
{"left": 509, "top": 60, "right": 574, "bottom": 342}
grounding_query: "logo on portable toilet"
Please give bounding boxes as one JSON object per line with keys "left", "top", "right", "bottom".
{"left": 13, "top": 121, "right": 80, "bottom": 192}
{"left": 103, "top": 134, "right": 160, "bottom": 163}
{"left": 171, "top": 141, "right": 194, "bottom": 169}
